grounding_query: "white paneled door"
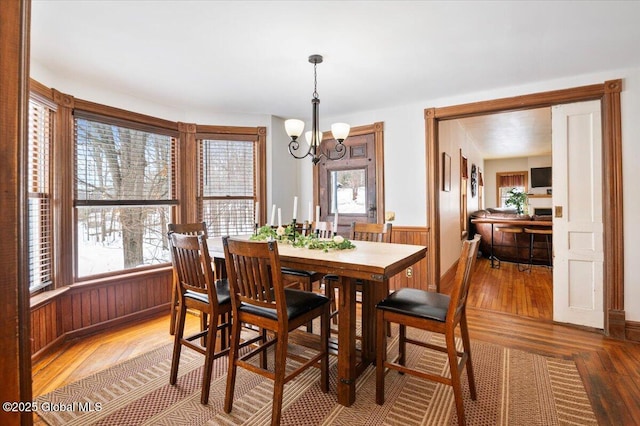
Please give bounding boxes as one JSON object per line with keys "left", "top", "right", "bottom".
{"left": 552, "top": 100, "right": 603, "bottom": 329}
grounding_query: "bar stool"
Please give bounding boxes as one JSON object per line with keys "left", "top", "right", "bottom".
{"left": 524, "top": 227, "right": 553, "bottom": 271}
{"left": 495, "top": 226, "right": 526, "bottom": 271}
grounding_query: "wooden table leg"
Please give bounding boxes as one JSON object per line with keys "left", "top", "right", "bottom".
{"left": 337, "top": 276, "right": 356, "bottom": 406}
{"left": 360, "top": 280, "right": 385, "bottom": 365}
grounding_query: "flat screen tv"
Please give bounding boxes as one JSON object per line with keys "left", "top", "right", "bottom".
{"left": 531, "top": 167, "right": 552, "bottom": 187}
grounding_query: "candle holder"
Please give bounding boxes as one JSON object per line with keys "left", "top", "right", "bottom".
{"left": 290, "top": 218, "right": 297, "bottom": 242}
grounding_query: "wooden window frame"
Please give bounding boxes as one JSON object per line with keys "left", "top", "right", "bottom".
{"left": 194, "top": 128, "right": 267, "bottom": 236}
{"left": 496, "top": 171, "right": 529, "bottom": 208}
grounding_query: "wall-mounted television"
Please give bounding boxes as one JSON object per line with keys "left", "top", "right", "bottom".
{"left": 531, "top": 167, "right": 552, "bottom": 188}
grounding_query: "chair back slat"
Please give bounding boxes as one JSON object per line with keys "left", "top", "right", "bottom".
{"left": 350, "top": 222, "right": 392, "bottom": 243}
{"left": 448, "top": 235, "right": 481, "bottom": 321}
{"left": 168, "top": 222, "right": 208, "bottom": 237}
{"left": 168, "top": 232, "right": 216, "bottom": 303}
{"left": 223, "top": 237, "right": 287, "bottom": 314}
{"left": 314, "top": 221, "right": 333, "bottom": 239}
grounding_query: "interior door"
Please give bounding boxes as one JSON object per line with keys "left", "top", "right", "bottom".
{"left": 318, "top": 133, "right": 377, "bottom": 234}
{"left": 552, "top": 100, "right": 604, "bottom": 329}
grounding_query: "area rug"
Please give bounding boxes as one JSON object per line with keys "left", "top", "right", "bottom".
{"left": 35, "top": 330, "right": 597, "bottom": 425}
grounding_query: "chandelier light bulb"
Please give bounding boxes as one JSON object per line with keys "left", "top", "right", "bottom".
{"left": 331, "top": 123, "right": 350, "bottom": 142}
{"left": 305, "top": 130, "right": 323, "bottom": 146}
{"left": 285, "top": 119, "right": 304, "bottom": 139}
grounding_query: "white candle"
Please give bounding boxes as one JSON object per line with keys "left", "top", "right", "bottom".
{"left": 255, "top": 201, "right": 260, "bottom": 224}
{"left": 316, "top": 205, "right": 320, "bottom": 223}
{"left": 292, "top": 196, "right": 298, "bottom": 220}
{"left": 270, "top": 204, "right": 276, "bottom": 226}
{"left": 308, "top": 201, "right": 313, "bottom": 223}
{"left": 333, "top": 212, "right": 339, "bottom": 233}
{"left": 278, "top": 208, "right": 282, "bottom": 227}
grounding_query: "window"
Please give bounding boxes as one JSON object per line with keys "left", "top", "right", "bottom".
{"left": 496, "top": 171, "right": 528, "bottom": 207}
{"left": 74, "top": 114, "right": 177, "bottom": 277}
{"left": 329, "top": 169, "right": 367, "bottom": 214}
{"left": 198, "top": 138, "right": 257, "bottom": 236}
{"left": 28, "top": 98, "right": 53, "bottom": 291}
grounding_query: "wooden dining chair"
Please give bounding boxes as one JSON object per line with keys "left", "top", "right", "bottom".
{"left": 314, "top": 220, "right": 334, "bottom": 238}
{"left": 375, "top": 235, "right": 481, "bottom": 426}
{"left": 324, "top": 221, "right": 393, "bottom": 325}
{"left": 168, "top": 232, "right": 231, "bottom": 405}
{"left": 222, "top": 237, "right": 330, "bottom": 426}
{"left": 167, "top": 222, "right": 209, "bottom": 336}
{"left": 278, "top": 222, "right": 326, "bottom": 332}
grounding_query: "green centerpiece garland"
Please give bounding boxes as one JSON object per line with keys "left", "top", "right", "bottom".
{"left": 250, "top": 224, "right": 356, "bottom": 252}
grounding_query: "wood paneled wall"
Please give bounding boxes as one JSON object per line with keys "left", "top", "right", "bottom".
{"left": 30, "top": 268, "right": 172, "bottom": 361}
{"left": 389, "top": 226, "right": 430, "bottom": 292}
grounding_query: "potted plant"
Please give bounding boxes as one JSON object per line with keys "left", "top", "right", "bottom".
{"left": 505, "top": 188, "right": 528, "bottom": 214}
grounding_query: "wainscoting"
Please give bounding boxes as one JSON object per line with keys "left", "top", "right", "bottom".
{"left": 30, "top": 267, "right": 173, "bottom": 361}
{"left": 389, "top": 226, "right": 429, "bottom": 292}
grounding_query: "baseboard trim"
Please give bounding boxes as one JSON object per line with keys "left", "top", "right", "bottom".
{"left": 626, "top": 320, "right": 640, "bottom": 342}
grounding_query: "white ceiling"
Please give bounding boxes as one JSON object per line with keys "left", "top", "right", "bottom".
{"left": 455, "top": 107, "right": 551, "bottom": 159}
{"left": 30, "top": 1, "right": 640, "bottom": 158}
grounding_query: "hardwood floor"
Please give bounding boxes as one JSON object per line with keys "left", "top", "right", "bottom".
{"left": 32, "top": 264, "right": 640, "bottom": 425}
{"left": 465, "top": 257, "right": 553, "bottom": 320}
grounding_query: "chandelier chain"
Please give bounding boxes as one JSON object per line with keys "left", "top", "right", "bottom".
{"left": 313, "top": 62, "right": 319, "bottom": 99}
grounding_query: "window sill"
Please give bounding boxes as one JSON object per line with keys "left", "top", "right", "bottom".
{"left": 30, "top": 287, "right": 69, "bottom": 309}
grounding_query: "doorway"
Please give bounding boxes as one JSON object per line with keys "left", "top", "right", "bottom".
{"left": 313, "top": 122, "right": 385, "bottom": 235}
{"left": 446, "top": 108, "right": 554, "bottom": 322}
{"left": 425, "top": 80, "right": 625, "bottom": 337}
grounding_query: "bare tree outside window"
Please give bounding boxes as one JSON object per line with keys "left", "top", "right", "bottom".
{"left": 75, "top": 118, "right": 176, "bottom": 277}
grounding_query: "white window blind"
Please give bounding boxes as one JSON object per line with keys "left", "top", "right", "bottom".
{"left": 28, "top": 99, "right": 53, "bottom": 291}
{"left": 74, "top": 115, "right": 177, "bottom": 277}
{"left": 199, "top": 139, "right": 256, "bottom": 236}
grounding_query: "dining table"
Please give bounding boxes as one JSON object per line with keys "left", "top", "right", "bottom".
{"left": 207, "top": 235, "right": 427, "bottom": 407}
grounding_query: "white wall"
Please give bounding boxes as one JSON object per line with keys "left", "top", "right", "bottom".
{"left": 31, "top": 62, "right": 640, "bottom": 322}
{"left": 437, "top": 120, "right": 484, "bottom": 273}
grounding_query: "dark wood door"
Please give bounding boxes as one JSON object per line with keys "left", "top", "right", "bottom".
{"left": 318, "top": 133, "right": 377, "bottom": 235}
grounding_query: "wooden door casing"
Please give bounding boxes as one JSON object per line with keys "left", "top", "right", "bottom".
{"left": 314, "top": 122, "right": 385, "bottom": 236}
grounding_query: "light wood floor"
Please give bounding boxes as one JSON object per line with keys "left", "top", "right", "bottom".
{"left": 465, "top": 257, "right": 553, "bottom": 321}
{"left": 32, "top": 261, "right": 640, "bottom": 425}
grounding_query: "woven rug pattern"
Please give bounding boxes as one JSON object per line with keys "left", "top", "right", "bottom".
{"left": 36, "top": 329, "right": 597, "bottom": 425}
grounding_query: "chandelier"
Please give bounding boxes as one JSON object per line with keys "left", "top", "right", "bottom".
{"left": 285, "top": 54, "right": 350, "bottom": 165}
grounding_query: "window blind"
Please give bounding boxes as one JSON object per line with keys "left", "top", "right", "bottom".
{"left": 498, "top": 173, "right": 525, "bottom": 188}
{"left": 28, "top": 99, "right": 53, "bottom": 291}
{"left": 199, "top": 139, "right": 256, "bottom": 236}
{"left": 75, "top": 118, "right": 176, "bottom": 202}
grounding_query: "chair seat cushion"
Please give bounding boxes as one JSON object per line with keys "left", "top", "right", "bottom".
{"left": 240, "top": 288, "right": 329, "bottom": 322}
{"left": 376, "top": 288, "right": 450, "bottom": 322}
{"left": 281, "top": 267, "right": 318, "bottom": 278}
{"left": 184, "top": 279, "right": 231, "bottom": 306}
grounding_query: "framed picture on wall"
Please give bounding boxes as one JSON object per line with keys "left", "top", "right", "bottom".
{"left": 442, "top": 152, "right": 451, "bottom": 192}
{"left": 471, "top": 164, "right": 477, "bottom": 197}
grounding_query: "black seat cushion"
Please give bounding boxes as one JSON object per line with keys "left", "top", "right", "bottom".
{"left": 184, "top": 279, "right": 231, "bottom": 306}
{"left": 281, "top": 267, "right": 318, "bottom": 278}
{"left": 376, "top": 288, "right": 450, "bottom": 322}
{"left": 240, "top": 288, "right": 329, "bottom": 322}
